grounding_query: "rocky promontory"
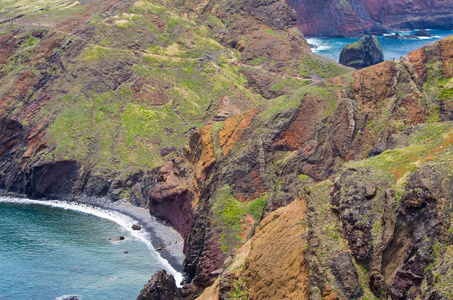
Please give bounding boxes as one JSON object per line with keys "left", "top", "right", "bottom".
{"left": 339, "top": 35, "right": 384, "bottom": 69}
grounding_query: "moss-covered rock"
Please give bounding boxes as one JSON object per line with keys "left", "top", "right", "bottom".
{"left": 339, "top": 35, "right": 384, "bottom": 69}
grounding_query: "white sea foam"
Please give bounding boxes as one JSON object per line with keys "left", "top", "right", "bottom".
{"left": 306, "top": 38, "right": 332, "bottom": 52}
{"left": 55, "top": 295, "right": 83, "bottom": 300}
{"left": 0, "top": 196, "right": 184, "bottom": 287}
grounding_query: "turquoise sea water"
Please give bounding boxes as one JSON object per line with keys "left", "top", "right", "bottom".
{"left": 0, "top": 197, "right": 181, "bottom": 300}
{"left": 307, "top": 29, "right": 453, "bottom": 62}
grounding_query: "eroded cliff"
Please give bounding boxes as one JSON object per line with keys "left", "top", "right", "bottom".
{"left": 2, "top": 1, "right": 453, "bottom": 299}
{"left": 149, "top": 36, "right": 453, "bottom": 299}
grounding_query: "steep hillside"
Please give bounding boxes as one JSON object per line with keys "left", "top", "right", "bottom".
{"left": 0, "top": 0, "right": 347, "bottom": 202}
{"left": 2, "top": 1, "right": 453, "bottom": 300}
{"left": 140, "top": 36, "right": 453, "bottom": 299}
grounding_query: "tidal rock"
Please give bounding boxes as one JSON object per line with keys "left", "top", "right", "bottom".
{"left": 382, "top": 32, "right": 400, "bottom": 39}
{"left": 61, "top": 296, "right": 80, "bottom": 300}
{"left": 339, "top": 35, "right": 384, "bottom": 69}
{"left": 137, "top": 270, "right": 181, "bottom": 300}
{"left": 414, "top": 29, "right": 431, "bottom": 37}
{"left": 383, "top": 32, "right": 418, "bottom": 39}
{"left": 109, "top": 236, "right": 125, "bottom": 242}
{"left": 132, "top": 224, "right": 141, "bottom": 230}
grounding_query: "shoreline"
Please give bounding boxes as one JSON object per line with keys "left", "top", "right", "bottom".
{"left": 0, "top": 191, "right": 185, "bottom": 283}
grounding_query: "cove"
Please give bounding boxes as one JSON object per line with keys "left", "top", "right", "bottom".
{"left": 0, "top": 196, "right": 182, "bottom": 300}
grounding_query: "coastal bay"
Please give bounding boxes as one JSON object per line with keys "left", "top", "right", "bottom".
{"left": 0, "top": 196, "right": 184, "bottom": 300}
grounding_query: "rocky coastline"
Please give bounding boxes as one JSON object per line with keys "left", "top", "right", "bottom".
{"left": 1, "top": 0, "right": 453, "bottom": 299}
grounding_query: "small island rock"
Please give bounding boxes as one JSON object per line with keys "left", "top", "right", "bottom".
{"left": 339, "top": 35, "right": 384, "bottom": 69}
{"left": 414, "top": 29, "right": 431, "bottom": 37}
{"left": 383, "top": 32, "right": 419, "bottom": 40}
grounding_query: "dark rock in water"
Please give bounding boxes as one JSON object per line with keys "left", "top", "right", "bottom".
{"left": 414, "top": 29, "right": 432, "bottom": 37}
{"left": 137, "top": 270, "right": 181, "bottom": 300}
{"left": 368, "top": 142, "right": 386, "bottom": 157}
{"left": 383, "top": 32, "right": 419, "bottom": 40}
{"left": 383, "top": 32, "right": 400, "bottom": 39}
{"left": 339, "top": 35, "right": 384, "bottom": 69}
{"left": 156, "top": 245, "right": 165, "bottom": 251}
{"left": 109, "top": 236, "right": 125, "bottom": 241}
{"left": 132, "top": 224, "right": 141, "bottom": 230}
{"left": 62, "top": 296, "right": 80, "bottom": 300}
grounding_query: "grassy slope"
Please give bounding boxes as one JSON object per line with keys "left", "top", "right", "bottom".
{"left": 0, "top": 0, "right": 260, "bottom": 176}
{"left": 0, "top": 0, "right": 351, "bottom": 179}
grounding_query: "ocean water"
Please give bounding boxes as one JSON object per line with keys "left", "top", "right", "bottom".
{"left": 0, "top": 197, "right": 182, "bottom": 300}
{"left": 307, "top": 29, "right": 453, "bottom": 62}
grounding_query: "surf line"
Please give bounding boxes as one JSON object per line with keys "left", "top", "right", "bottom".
{"left": 0, "top": 196, "right": 184, "bottom": 286}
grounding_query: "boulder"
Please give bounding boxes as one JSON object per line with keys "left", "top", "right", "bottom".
{"left": 109, "top": 236, "right": 125, "bottom": 242}
{"left": 132, "top": 224, "right": 141, "bottom": 230}
{"left": 368, "top": 142, "right": 386, "bottom": 157}
{"left": 339, "top": 35, "right": 384, "bottom": 69}
{"left": 61, "top": 297, "right": 80, "bottom": 300}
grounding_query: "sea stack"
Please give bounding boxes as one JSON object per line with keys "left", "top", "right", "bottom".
{"left": 339, "top": 35, "right": 384, "bottom": 69}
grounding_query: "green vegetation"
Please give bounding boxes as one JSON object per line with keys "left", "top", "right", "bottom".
{"left": 298, "top": 52, "right": 349, "bottom": 79}
{"left": 212, "top": 185, "right": 267, "bottom": 254}
{"left": 21, "top": 35, "right": 39, "bottom": 48}
{"left": 231, "top": 279, "right": 249, "bottom": 300}
{"left": 347, "top": 123, "right": 453, "bottom": 181}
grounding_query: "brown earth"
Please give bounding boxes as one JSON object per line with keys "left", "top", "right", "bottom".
{"left": 233, "top": 197, "right": 310, "bottom": 300}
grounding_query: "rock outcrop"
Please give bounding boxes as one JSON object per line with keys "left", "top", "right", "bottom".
{"left": 232, "top": 198, "right": 310, "bottom": 300}
{"left": 2, "top": 1, "right": 453, "bottom": 300}
{"left": 137, "top": 270, "right": 181, "bottom": 300}
{"left": 339, "top": 35, "right": 384, "bottom": 69}
{"left": 358, "top": 0, "right": 453, "bottom": 30}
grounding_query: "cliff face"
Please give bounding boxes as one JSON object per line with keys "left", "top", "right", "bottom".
{"left": 172, "top": 36, "right": 453, "bottom": 299}
{"left": 2, "top": 1, "right": 453, "bottom": 299}
{"left": 286, "top": 0, "right": 453, "bottom": 37}
{"left": 286, "top": 0, "right": 365, "bottom": 37}
{"left": 359, "top": 0, "right": 453, "bottom": 29}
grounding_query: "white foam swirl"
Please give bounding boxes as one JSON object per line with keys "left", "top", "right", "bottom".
{"left": 306, "top": 38, "right": 332, "bottom": 52}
